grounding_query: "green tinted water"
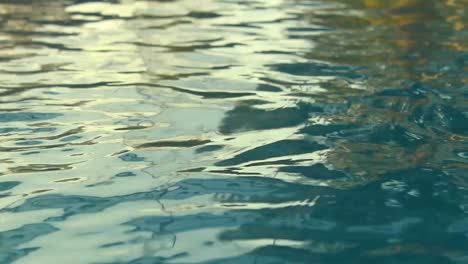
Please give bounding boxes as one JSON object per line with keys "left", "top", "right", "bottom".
{"left": 0, "top": 0, "right": 467, "bottom": 263}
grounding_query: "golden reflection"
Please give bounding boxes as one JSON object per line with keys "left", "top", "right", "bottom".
{"left": 366, "top": 242, "right": 467, "bottom": 258}
{"left": 311, "top": 0, "right": 468, "bottom": 180}
{"left": 0, "top": 1, "right": 70, "bottom": 42}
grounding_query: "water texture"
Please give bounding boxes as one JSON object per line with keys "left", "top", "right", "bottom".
{"left": 0, "top": 0, "right": 467, "bottom": 263}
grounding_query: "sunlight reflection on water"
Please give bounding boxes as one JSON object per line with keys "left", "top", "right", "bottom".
{"left": 0, "top": 0, "right": 467, "bottom": 263}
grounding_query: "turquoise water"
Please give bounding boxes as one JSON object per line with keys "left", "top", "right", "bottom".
{"left": 0, "top": 0, "right": 467, "bottom": 263}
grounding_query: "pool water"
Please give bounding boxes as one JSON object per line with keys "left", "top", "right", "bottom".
{"left": 0, "top": 0, "right": 467, "bottom": 263}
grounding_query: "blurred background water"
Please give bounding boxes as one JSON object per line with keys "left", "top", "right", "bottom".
{"left": 0, "top": 0, "right": 467, "bottom": 263}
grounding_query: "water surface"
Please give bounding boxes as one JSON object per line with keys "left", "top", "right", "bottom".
{"left": 0, "top": 0, "right": 467, "bottom": 263}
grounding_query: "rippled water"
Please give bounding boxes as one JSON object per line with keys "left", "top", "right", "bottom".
{"left": 0, "top": 0, "right": 467, "bottom": 263}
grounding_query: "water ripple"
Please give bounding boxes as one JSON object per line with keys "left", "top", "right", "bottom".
{"left": 0, "top": 0, "right": 467, "bottom": 263}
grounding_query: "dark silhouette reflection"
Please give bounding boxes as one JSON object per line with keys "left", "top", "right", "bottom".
{"left": 214, "top": 0, "right": 467, "bottom": 178}
{"left": 200, "top": 0, "right": 468, "bottom": 262}
{"left": 215, "top": 139, "right": 327, "bottom": 166}
{"left": 219, "top": 101, "right": 323, "bottom": 134}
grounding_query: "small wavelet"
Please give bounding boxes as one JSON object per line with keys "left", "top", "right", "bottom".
{"left": 0, "top": 0, "right": 467, "bottom": 263}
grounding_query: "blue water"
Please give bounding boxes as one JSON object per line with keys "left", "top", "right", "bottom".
{"left": 0, "top": 0, "right": 467, "bottom": 263}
